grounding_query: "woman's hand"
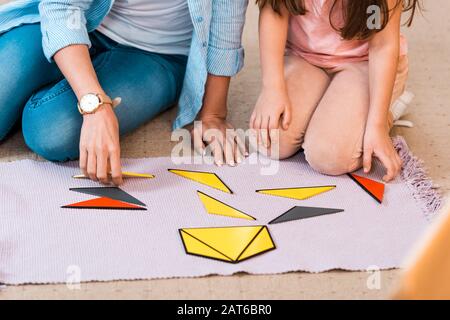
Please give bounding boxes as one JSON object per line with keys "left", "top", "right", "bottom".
{"left": 192, "top": 74, "right": 246, "bottom": 167}
{"left": 250, "top": 86, "right": 291, "bottom": 149}
{"left": 53, "top": 45, "right": 122, "bottom": 184}
{"left": 79, "top": 104, "right": 123, "bottom": 185}
{"left": 363, "top": 124, "right": 402, "bottom": 182}
{"left": 191, "top": 115, "right": 246, "bottom": 167}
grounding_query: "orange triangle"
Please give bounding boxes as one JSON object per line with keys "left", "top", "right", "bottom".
{"left": 62, "top": 197, "right": 146, "bottom": 210}
{"left": 349, "top": 173, "right": 385, "bottom": 204}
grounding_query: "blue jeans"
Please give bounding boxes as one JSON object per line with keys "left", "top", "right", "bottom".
{"left": 0, "top": 23, "right": 187, "bottom": 161}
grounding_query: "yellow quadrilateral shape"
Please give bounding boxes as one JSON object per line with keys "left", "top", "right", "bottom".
{"left": 197, "top": 191, "right": 256, "bottom": 221}
{"left": 179, "top": 226, "right": 275, "bottom": 263}
{"left": 169, "top": 169, "right": 232, "bottom": 193}
{"left": 256, "top": 186, "right": 336, "bottom": 200}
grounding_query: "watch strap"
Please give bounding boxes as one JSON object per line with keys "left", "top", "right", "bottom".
{"left": 97, "top": 93, "right": 113, "bottom": 106}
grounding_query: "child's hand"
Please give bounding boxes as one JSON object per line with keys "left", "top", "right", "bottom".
{"left": 250, "top": 87, "right": 292, "bottom": 148}
{"left": 363, "top": 125, "right": 402, "bottom": 182}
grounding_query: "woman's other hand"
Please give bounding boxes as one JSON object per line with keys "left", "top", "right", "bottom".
{"left": 191, "top": 116, "right": 246, "bottom": 167}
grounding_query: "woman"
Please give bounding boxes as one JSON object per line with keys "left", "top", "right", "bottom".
{"left": 0, "top": 0, "right": 248, "bottom": 185}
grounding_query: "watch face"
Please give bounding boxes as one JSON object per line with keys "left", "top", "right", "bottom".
{"left": 80, "top": 94, "right": 100, "bottom": 113}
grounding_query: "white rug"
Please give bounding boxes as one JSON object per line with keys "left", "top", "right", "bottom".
{"left": 0, "top": 137, "right": 442, "bottom": 285}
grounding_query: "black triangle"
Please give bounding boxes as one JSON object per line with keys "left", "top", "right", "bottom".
{"left": 269, "top": 206, "right": 344, "bottom": 225}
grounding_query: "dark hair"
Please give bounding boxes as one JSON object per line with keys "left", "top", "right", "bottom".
{"left": 255, "top": 0, "right": 421, "bottom": 40}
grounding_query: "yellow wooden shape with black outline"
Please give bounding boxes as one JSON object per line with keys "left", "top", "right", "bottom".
{"left": 169, "top": 169, "right": 232, "bottom": 193}
{"left": 197, "top": 191, "right": 256, "bottom": 221}
{"left": 179, "top": 226, "right": 275, "bottom": 263}
{"left": 120, "top": 172, "right": 155, "bottom": 179}
{"left": 256, "top": 186, "right": 335, "bottom": 200}
{"left": 73, "top": 172, "right": 155, "bottom": 179}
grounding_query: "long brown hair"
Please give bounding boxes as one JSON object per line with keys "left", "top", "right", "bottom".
{"left": 255, "top": 0, "right": 421, "bottom": 40}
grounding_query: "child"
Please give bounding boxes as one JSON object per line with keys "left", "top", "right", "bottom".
{"left": 251, "top": 0, "right": 419, "bottom": 182}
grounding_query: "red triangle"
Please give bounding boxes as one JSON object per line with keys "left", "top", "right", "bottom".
{"left": 62, "top": 197, "right": 146, "bottom": 210}
{"left": 349, "top": 174, "right": 385, "bottom": 204}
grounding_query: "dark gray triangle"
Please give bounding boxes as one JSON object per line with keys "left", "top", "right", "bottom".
{"left": 269, "top": 206, "right": 343, "bottom": 225}
{"left": 69, "top": 187, "right": 146, "bottom": 207}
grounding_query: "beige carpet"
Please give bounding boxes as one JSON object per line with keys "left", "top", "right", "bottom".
{"left": 0, "top": 1, "right": 449, "bottom": 299}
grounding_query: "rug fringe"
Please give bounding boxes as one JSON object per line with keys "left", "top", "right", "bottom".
{"left": 393, "top": 136, "right": 443, "bottom": 217}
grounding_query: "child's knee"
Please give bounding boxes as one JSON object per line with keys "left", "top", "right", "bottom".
{"left": 262, "top": 130, "right": 304, "bottom": 160}
{"left": 303, "top": 138, "right": 362, "bottom": 176}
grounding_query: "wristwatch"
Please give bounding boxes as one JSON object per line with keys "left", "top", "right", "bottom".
{"left": 77, "top": 93, "right": 113, "bottom": 115}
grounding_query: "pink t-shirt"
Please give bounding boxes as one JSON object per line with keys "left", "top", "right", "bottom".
{"left": 286, "top": 0, "right": 408, "bottom": 69}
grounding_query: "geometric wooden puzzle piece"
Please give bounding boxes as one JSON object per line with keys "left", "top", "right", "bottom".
{"left": 268, "top": 206, "right": 344, "bottom": 225}
{"left": 61, "top": 197, "right": 146, "bottom": 210}
{"left": 120, "top": 172, "right": 155, "bottom": 179}
{"left": 73, "top": 172, "right": 155, "bottom": 179}
{"left": 197, "top": 191, "right": 256, "bottom": 221}
{"left": 69, "top": 187, "right": 146, "bottom": 207}
{"left": 237, "top": 226, "right": 275, "bottom": 261}
{"left": 348, "top": 173, "right": 385, "bottom": 204}
{"left": 179, "top": 226, "right": 275, "bottom": 263}
{"left": 256, "top": 185, "right": 336, "bottom": 200}
{"left": 168, "top": 169, "right": 232, "bottom": 194}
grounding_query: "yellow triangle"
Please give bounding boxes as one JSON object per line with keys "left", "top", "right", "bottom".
{"left": 181, "top": 226, "right": 263, "bottom": 261}
{"left": 169, "top": 169, "right": 232, "bottom": 193}
{"left": 180, "top": 230, "right": 232, "bottom": 262}
{"left": 257, "top": 186, "right": 335, "bottom": 200}
{"left": 238, "top": 227, "right": 275, "bottom": 261}
{"left": 197, "top": 192, "right": 255, "bottom": 221}
{"left": 73, "top": 172, "right": 154, "bottom": 179}
{"left": 121, "top": 172, "right": 155, "bottom": 179}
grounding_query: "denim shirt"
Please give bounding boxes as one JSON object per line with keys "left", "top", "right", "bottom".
{"left": 0, "top": 0, "right": 248, "bottom": 129}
